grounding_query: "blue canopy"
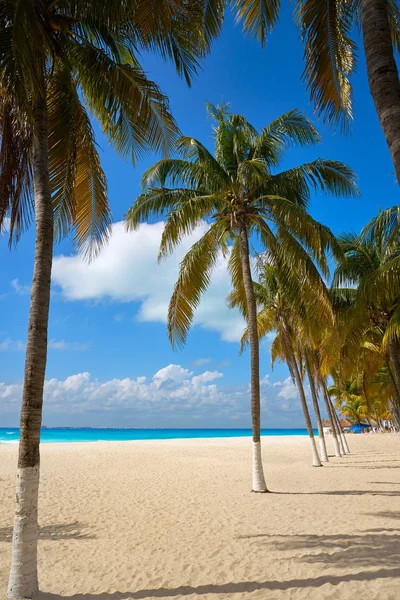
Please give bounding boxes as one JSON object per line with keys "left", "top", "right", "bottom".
{"left": 348, "top": 423, "right": 370, "bottom": 433}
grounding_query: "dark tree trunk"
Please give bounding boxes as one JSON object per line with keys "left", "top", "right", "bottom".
{"left": 389, "top": 340, "right": 400, "bottom": 398}
{"left": 385, "top": 359, "right": 400, "bottom": 427}
{"left": 239, "top": 223, "right": 268, "bottom": 492}
{"left": 305, "top": 354, "right": 328, "bottom": 462}
{"left": 361, "top": 0, "right": 400, "bottom": 183}
{"left": 8, "top": 82, "right": 53, "bottom": 599}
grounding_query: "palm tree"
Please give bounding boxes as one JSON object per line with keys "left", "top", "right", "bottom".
{"left": 235, "top": 261, "right": 334, "bottom": 466}
{"left": 1, "top": 3, "right": 220, "bottom": 598}
{"left": 126, "top": 103, "right": 358, "bottom": 488}
{"left": 230, "top": 1, "right": 400, "bottom": 181}
{"left": 332, "top": 222, "right": 400, "bottom": 428}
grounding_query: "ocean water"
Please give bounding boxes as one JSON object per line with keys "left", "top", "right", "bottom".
{"left": 0, "top": 427, "right": 315, "bottom": 444}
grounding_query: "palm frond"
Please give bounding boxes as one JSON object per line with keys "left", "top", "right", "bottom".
{"left": 233, "top": 0, "right": 280, "bottom": 45}
{"left": 168, "top": 222, "right": 226, "bottom": 348}
{"left": 294, "top": 0, "right": 356, "bottom": 129}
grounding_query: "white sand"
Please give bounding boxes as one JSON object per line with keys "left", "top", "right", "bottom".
{"left": 1, "top": 434, "right": 399, "bottom": 600}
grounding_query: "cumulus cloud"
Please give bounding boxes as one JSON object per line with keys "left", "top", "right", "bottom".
{"left": 1, "top": 364, "right": 312, "bottom": 428}
{"left": 52, "top": 221, "right": 246, "bottom": 342}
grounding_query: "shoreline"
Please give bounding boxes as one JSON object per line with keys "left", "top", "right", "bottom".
{"left": 0, "top": 433, "right": 321, "bottom": 446}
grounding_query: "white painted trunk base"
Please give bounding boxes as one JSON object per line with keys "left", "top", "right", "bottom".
{"left": 341, "top": 433, "right": 350, "bottom": 454}
{"left": 310, "top": 437, "right": 322, "bottom": 467}
{"left": 337, "top": 433, "right": 345, "bottom": 456}
{"left": 7, "top": 466, "right": 39, "bottom": 599}
{"left": 252, "top": 441, "right": 268, "bottom": 492}
{"left": 319, "top": 437, "right": 329, "bottom": 462}
{"left": 332, "top": 435, "right": 342, "bottom": 457}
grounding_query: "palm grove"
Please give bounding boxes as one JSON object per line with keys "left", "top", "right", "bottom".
{"left": 1, "top": 0, "right": 399, "bottom": 599}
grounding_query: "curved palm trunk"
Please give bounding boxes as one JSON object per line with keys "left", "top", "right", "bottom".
{"left": 330, "top": 399, "right": 350, "bottom": 453}
{"left": 285, "top": 340, "right": 321, "bottom": 467}
{"left": 327, "top": 395, "right": 348, "bottom": 453}
{"left": 320, "top": 377, "right": 342, "bottom": 457}
{"left": 239, "top": 224, "right": 268, "bottom": 492}
{"left": 305, "top": 355, "right": 328, "bottom": 462}
{"left": 361, "top": 0, "right": 400, "bottom": 183}
{"left": 385, "top": 359, "right": 400, "bottom": 427}
{"left": 8, "top": 89, "right": 53, "bottom": 599}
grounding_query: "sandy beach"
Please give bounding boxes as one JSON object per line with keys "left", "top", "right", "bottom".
{"left": 0, "top": 435, "right": 399, "bottom": 600}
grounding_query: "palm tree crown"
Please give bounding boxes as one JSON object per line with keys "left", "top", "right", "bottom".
{"left": 126, "top": 103, "right": 358, "bottom": 347}
{"left": 0, "top": 0, "right": 221, "bottom": 255}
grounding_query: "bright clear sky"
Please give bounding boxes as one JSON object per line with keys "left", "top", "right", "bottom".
{"left": 1, "top": 10, "right": 398, "bottom": 428}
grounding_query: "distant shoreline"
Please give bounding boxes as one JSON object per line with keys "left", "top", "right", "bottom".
{"left": 0, "top": 427, "right": 317, "bottom": 444}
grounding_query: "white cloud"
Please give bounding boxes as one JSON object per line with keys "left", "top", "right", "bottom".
{"left": 1, "top": 365, "right": 312, "bottom": 427}
{"left": 0, "top": 338, "right": 89, "bottom": 352}
{"left": 48, "top": 340, "right": 90, "bottom": 351}
{"left": 0, "top": 338, "right": 25, "bottom": 351}
{"left": 1, "top": 217, "right": 10, "bottom": 234}
{"left": 192, "top": 357, "right": 212, "bottom": 367}
{"left": 275, "top": 376, "right": 298, "bottom": 400}
{"left": 52, "top": 221, "right": 246, "bottom": 342}
{"left": 11, "top": 279, "right": 31, "bottom": 296}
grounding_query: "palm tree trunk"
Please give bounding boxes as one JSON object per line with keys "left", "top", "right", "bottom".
{"left": 320, "top": 378, "right": 342, "bottom": 457}
{"left": 305, "top": 354, "right": 328, "bottom": 462}
{"left": 8, "top": 86, "right": 53, "bottom": 599}
{"left": 385, "top": 359, "right": 400, "bottom": 427}
{"left": 327, "top": 395, "right": 347, "bottom": 453}
{"left": 361, "top": 0, "right": 400, "bottom": 183}
{"left": 389, "top": 339, "right": 400, "bottom": 397}
{"left": 329, "top": 398, "right": 350, "bottom": 453}
{"left": 239, "top": 223, "right": 268, "bottom": 492}
{"left": 285, "top": 340, "right": 321, "bottom": 467}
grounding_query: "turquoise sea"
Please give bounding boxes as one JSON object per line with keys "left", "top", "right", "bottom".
{"left": 0, "top": 427, "right": 315, "bottom": 444}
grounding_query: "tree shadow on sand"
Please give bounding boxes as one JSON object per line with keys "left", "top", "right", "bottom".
{"left": 238, "top": 531, "right": 400, "bottom": 570}
{"left": 37, "top": 530, "right": 400, "bottom": 599}
{"left": 37, "top": 568, "right": 400, "bottom": 599}
{"left": 271, "top": 489, "right": 400, "bottom": 496}
{"left": 0, "top": 521, "right": 93, "bottom": 543}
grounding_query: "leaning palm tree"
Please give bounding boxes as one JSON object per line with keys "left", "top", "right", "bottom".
{"left": 126, "top": 103, "right": 358, "bottom": 490}
{"left": 231, "top": 0, "right": 400, "bottom": 181}
{"left": 1, "top": 3, "right": 221, "bottom": 598}
{"left": 234, "top": 261, "right": 334, "bottom": 466}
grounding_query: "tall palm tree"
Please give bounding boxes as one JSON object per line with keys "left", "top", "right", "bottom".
{"left": 235, "top": 261, "right": 334, "bottom": 466}
{"left": 230, "top": 1, "right": 400, "bottom": 181}
{"left": 1, "top": 3, "right": 220, "bottom": 598}
{"left": 126, "top": 104, "right": 358, "bottom": 489}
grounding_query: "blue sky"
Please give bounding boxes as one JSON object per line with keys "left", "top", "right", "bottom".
{"left": 1, "top": 10, "right": 398, "bottom": 428}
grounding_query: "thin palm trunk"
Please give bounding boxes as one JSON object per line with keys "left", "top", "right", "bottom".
{"left": 361, "top": 0, "right": 400, "bottom": 183}
{"left": 389, "top": 340, "right": 400, "bottom": 400}
{"left": 8, "top": 86, "right": 53, "bottom": 599}
{"left": 239, "top": 223, "right": 268, "bottom": 492}
{"left": 385, "top": 359, "right": 400, "bottom": 427}
{"left": 328, "top": 396, "right": 349, "bottom": 453}
{"left": 285, "top": 339, "right": 321, "bottom": 466}
{"left": 320, "top": 377, "right": 342, "bottom": 457}
{"left": 305, "top": 354, "right": 328, "bottom": 462}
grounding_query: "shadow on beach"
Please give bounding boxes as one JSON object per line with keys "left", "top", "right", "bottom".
{"left": 37, "top": 528, "right": 400, "bottom": 599}
{"left": 0, "top": 521, "right": 93, "bottom": 543}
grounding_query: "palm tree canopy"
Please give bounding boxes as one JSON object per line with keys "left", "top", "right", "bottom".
{"left": 126, "top": 103, "right": 358, "bottom": 348}
{"left": 233, "top": 0, "right": 400, "bottom": 130}
{"left": 0, "top": 0, "right": 222, "bottom": 255}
